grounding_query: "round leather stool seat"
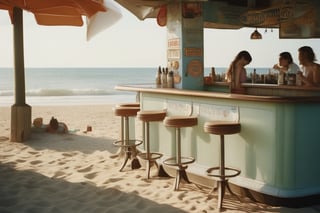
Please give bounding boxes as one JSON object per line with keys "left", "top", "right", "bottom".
{"left": 113, "top": 106, "right": 140, "bottom": 117}
{"left": 164, "top": 116, "right": 198, "bottom": 128}
{"left": 117, "top": 103, "right": 140, "bottom": 107}
{"left": 204, "top": 121, "right": 241, "bottom": 135}
{"left": 137, "top": 110, "right": 167, "bottom": 122}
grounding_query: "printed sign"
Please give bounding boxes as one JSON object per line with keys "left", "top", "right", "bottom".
{"left": 164, "top": 100, "right": 193, "bottom": 116}
{"left": 200, "top": 104, "right": 239, "bottom": 122}
{"left": 280, "top": 7, "right": 320, "bottom": 38}
{"left": 187, "top": 60, "right": 203, "bottom": 77}
{"left": 184, "top": 48, "right": 203, "bottom": 57}
{"left": 168, "top": 38, "right": 180, "bottom": 49}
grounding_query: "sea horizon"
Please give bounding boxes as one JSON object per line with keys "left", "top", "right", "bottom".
{"left": 0, "top": 67, "right": 272, "bottom": 106}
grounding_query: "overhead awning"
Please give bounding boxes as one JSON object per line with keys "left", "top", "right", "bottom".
{"left": 115, "top": 0, "right": 320, "bottom": 38}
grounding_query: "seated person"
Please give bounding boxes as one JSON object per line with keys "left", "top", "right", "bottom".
{"left": 46, "top": 117, "right": 68, "bottom": 134}
{"left": 273, "top": 52, "right": 300, "bottom": 74}
{"left": 225, "top": 50, "right": 252, "bottom": 93}
{"left": 296, "top": 46, "right": 320, "bottom": 87}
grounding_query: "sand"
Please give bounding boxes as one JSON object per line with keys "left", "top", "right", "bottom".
{"left": 0, "top": 105, "right": 319, "bottom": 213}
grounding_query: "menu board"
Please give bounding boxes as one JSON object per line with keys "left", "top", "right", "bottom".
{"left": 279, "top": 6, "right": 320, "bottom": 38}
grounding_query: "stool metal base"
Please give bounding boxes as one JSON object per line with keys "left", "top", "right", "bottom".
{"left": 173, "top": 168, "right": 192, "bottom": 191}
{"left": 138, "top": 152, "right": 163, "bottom": 179}
{"left": 163, "top": 156, "right": 195, "bottom": 167}
{"left": 163, "top": 157, "right": 195, "bottom": 191}
{"left": 113, "top": 139, "right": 143, "bottom": 171}
{"left": 207, "top": 167, "right": 241, "bottom": 210}
{"left": 207, "top": 166, "right": 241, "bottom": 179}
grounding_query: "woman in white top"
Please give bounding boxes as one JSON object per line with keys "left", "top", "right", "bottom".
{"left": 273, "top": 52, "right": 300, "bottom": 74}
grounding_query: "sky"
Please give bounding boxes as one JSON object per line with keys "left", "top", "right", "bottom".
{"left": 0, "top": 4, "right": 320, "bottom": 69}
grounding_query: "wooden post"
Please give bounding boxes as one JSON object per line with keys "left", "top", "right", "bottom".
{"left": 10, "top": 7, "right": 32, "bottom": 142}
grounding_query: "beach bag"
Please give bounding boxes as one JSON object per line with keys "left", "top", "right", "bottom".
{"left": 33, "top": 117, "right": 43, "bottom": 128}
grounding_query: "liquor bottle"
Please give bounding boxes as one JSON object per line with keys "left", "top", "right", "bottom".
{"left": 252, "top": 69, "right": 256, "bottom": 83}
{"left": 167, "top": 71, "right": 174, "bottom": 88}
{"left": 211, "top": 67, "right": 215, "bottom": 83}
{"left": 156, "top": 66, "right": 162, "bottom": 88}
{"left": 161, "top": 67, "right": 167, "bottom": 88}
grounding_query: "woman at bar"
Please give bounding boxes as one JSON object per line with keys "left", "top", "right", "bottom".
{"left": 297, "top": 46, "right": 320, "bottom": 87}
{"left": 273, "top": 52, "right": 300, "bottom": 74}
{"left": 225, "top": 50, "right": 252, "bottom": 93}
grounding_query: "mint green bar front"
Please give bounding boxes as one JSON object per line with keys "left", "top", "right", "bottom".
{"left": 139, "top": 91, "right": 320, "bottom": 198}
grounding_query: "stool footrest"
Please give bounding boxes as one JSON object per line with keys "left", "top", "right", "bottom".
{"left": 163, "top": 156, "right": 195, "bottom": 167}
{"left": 138, "top": 152, "right": 163, "bottom": 161}
{"left": 206, "top": 166, "right": 241, "bottom": 179}
{"left": 113, "top": 139, "right": 143, "bottom": 148}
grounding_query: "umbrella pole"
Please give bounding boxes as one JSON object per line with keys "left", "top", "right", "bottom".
{"left": 11, "top": 7, "right": 31, "bottom": 142}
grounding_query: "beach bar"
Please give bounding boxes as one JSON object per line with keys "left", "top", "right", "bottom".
{"left": 115, "top": 0, "right": 320, "bottom": 207}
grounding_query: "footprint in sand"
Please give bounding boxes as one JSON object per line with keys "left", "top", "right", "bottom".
{"left": 0, "top": 136, "right": 9, "bottom": 142}
{"left": 103, "top": 178, "right": 123, "bottom": 184}
{"left": 62, "top": 152, "right": 78, "bottom": 157}
{"left": 77, "top": 165, "right": 93, "bottom": 173}
{"left": 177, "top": 191, "right": 187, "bottom": 200}
{"left": 84, "top": 172, "right": 98, "bottom": 180}
{"left": 48, "top": 160, "right": 56, "bottom": 164}
{"left": 52, "top": 171, "right": 66, "bottom": 178}
{"left": 30, "top": 160, "right": 42, "bottom": 165}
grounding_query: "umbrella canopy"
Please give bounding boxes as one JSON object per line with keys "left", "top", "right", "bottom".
{"left": 0, "top": 0, "right": 107, "bottom": 26}
{"left": 0, "top": 0, "right": 115, "bottom": 142}
{"left": 115, "top": 0, "right": 165, "bottom": 20}
{"left": 87, "top": 0, "right": 122, "bottom": 40}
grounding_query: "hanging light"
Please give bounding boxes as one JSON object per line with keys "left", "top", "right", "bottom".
{"left": 250, "top": 28, "right": 262, "bottom": 39}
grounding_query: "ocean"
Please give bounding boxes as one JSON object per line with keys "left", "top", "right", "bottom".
{"left": 0, "top": 67, "right": 270, "bottom": 106}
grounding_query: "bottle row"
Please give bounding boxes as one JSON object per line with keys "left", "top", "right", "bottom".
{"left": 155, "top": 66, "right": 174, "bottom": 88}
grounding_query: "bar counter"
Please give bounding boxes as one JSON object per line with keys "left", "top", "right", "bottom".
{"left": 115, "top": 84, "right": 320, "bottom": 207}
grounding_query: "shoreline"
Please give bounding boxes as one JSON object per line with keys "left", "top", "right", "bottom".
{"left": 0, "top": 105, "right": 319, "bottom": 212}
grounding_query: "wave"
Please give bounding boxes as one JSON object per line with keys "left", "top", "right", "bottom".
{"left": 0, "top": 88, "right": 128, "bottom": 96}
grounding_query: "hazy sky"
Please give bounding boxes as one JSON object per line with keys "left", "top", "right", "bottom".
{"left": 0, "top": 5, "right": 320, "bottom": 69}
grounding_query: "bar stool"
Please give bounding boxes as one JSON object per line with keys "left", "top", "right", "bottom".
{"left": 163, "top": 116, "right": 198, "bottom": 191}
{"left": 111, "top": 103, "right": 140, "bottom": 159}
{"left": 204, "top": 121, "right": 241, "bottom": 210}
{"left": 113, "top": 106, "right": 143, "bottom": 171}
{"left": 137, "top": 110, "right": 166, "bottom": 179}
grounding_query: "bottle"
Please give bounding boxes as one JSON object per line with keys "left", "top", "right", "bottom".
{"left": 252, "top": 69, "right": 256, "bottom": 83}
{"left": 278, "top": 71, "right": 284, "bottom": 85}
{"left": 156, "top": 66, "right": 162, "bottom": 88}
{"left": 167, "top": 71, "right": 174, "bottom": 88}
{"left": 161, "top": 67, "right": 167, "bottom": 88}
{"left": 211, "top": 67, "right": 215, "bottom": 83}
{"left": 296, "top": 73, "right": 302, "bottom": 86}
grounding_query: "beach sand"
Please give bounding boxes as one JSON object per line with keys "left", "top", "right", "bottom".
{"left": 0, "top": 105, "right": 319, "bottom": 213}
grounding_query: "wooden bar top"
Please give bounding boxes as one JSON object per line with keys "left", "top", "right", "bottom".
{"left": 115, "top": 84, "right": 320, "bottom": 103}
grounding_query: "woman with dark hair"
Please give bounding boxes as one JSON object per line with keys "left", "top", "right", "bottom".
{"left": 273, "top": 52, "right": 300, "bottom": 74}
{"left": 297, "top": 46, "right": 320, "bottom": 86}
{"left": 225, "top": 50, "right": 252, "bottom": 93}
